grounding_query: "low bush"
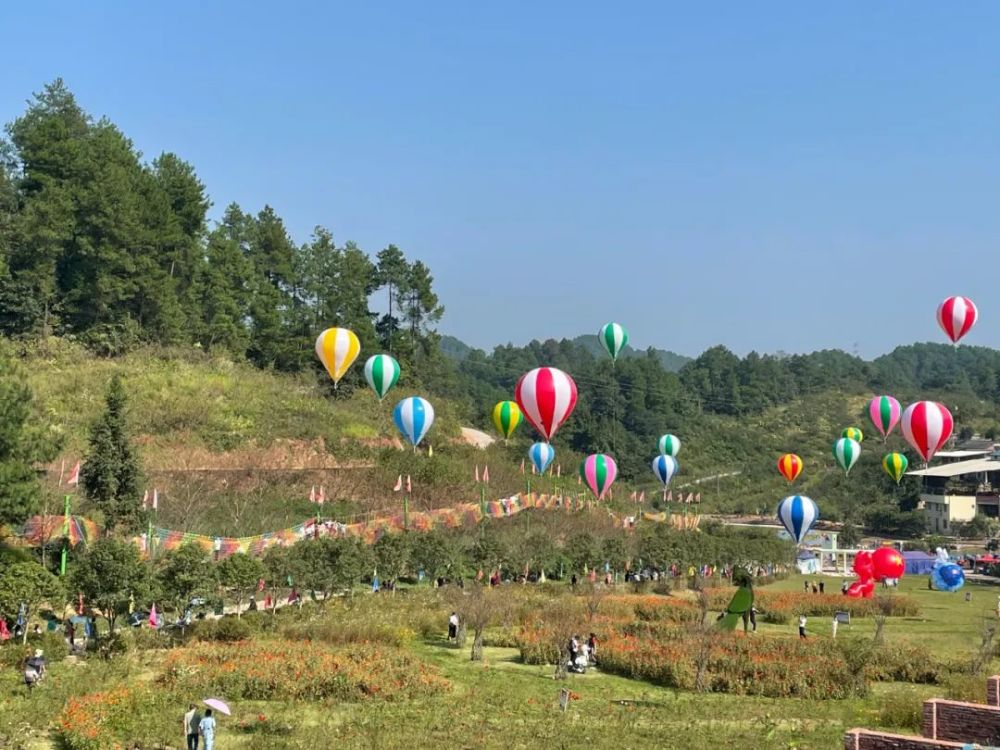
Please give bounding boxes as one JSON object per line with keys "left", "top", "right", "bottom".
{"left": 874, "top": 685, "right": 925, "bottom": 732}
{"left": 194, "top": 616, "right": 252, "bottom": 642}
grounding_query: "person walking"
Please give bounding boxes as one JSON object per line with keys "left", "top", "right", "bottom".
{"left": 803, "top": 580, "right": 810, "bottom": 593}
{"left": 183, "top": 704, "right": 202, "bottom": 750}
{"left": 831, "top": 614, "right": 839, "bottom": 640}
{"left": 818, "top": 581, "right": 825, "bottom": 594}
{"left": 447, "top": 612, "right": 459, "bottom": 641}
{"left": 749, "top": 606, "right": 758, "bottom": 633}
{"left": 199, "top": 708, "right": 216, "bottom": 750}
{"left": 798, "top": 614, "right": 807, "bottom": 639}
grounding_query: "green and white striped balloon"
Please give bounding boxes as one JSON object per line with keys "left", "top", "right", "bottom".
{"left": 599, "top": 322, "right": 629, "bottom": 361}
{"left": 833, "top": 437, "right": 861, "bottom": 475}
{"left": 657, "top": 433, "right": 681, "bottom": 457}
{"left": 364, "top": 354, "right": 400, "bottom": 401}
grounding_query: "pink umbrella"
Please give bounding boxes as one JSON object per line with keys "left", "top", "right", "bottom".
{"left": 203, "top": 698, "right": 231, "bottom": 716}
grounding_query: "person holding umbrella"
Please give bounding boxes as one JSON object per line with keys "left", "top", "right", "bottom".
{"left": 200, "top": 698, "right": 229, "bottom": 750}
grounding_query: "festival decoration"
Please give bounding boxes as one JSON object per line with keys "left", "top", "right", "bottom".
{"left": 845, "top": 551, "right": 875, "bottom": 599}
{"left": 882, "top": 452, "right": 909, "bottom": 484}
{"left": 363, "top": 354, "right": 400, "bottom": 401}
{"left": 930, "top": 548, "right": 965, "bottom": 592}
{"left": 872, "top": 547, "right": 905, "bottom": 580}
{"left": 777, "top": 453, "right": 803, "bottom": 483}
{"left": 599, "top": 322, "right": 629, "bottom": 361}
{"left": 901, "top": 401, "right": 954, "bottom": 462}
{"left": 315, "top": 328, "right": 360, "bottom": 386}
{"left": 514, "top": 367, "right": 578, "bottom": 441}
{"left": 868, "top": 396, "right": 902, "bottom": 440}
{"left": 580, "top": 454, "right": 617, "bottom": 500}
{"left": 937, "top": 295, "right": 978, "bottom": 344}
{"left": 392, "top": 396, "right": 435, "bottom": 447}
{"left": 776, "top": 495, "right": 818, "bottom": 544}
{"left": 528, "top": 442, "right": 555, "bottom": 475}
{"left": 492, "top": 401, "right": 522, "bottom": 440}
{"left": 716, "top": 568, "right": 754, "bottom": 632}
{"left": 651, "top": 454, "right": 678, "bottom": 487}
{"left": 657, "top": 434, "right": 681, "bottom": 457}
{"left": 842, "top": 427, "right": 864, "bottom": 443}
{"left": 833, "top": 438, "right": 861, "bottom": 475}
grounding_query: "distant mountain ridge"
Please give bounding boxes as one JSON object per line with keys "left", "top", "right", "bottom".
{"left": 439, "top": 334, "right": 691, "bottom": 372}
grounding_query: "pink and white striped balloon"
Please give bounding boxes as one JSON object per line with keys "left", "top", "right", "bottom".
{"left": 901, "top": 401, "right": 954, "bottom": 463}
{"left": 937, "top": 296, "right": 978, "bottom": 344}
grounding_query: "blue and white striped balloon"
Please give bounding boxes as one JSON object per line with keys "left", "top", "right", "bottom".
{"left": 777, "top": 495, "right": 819, "bottom": 544}
{"left": 651, "top": 454, "right": 678, "bottom": 486}
{"left": 529, "top": 442, "right": 555, "bottom": 475}
{"left": 393, "top": 396, "right": 435, "bottom": 447}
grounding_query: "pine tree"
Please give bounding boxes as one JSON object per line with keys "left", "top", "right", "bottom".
{"left": 81, "top": 375, "right": 144, "bottom": 534}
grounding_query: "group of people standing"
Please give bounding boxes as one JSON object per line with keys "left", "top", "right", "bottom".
{"left": 182, "top": 705, "right": 217, "bottom": 750}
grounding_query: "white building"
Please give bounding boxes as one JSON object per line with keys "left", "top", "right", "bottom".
{"left": 908, "top": 444, "right": 1000, "bottom": 533}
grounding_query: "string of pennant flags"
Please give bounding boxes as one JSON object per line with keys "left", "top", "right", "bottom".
{"left": 11, "top": 491, "right": 700, "bottom": 561}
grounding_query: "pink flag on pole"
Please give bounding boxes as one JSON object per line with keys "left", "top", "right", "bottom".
{"left": 152, "top": 489, "right": 159, "bottom": 510}
{"left": 667, "top": 490, "right": 673, "bottom": 502}
{"left": 317, "top": 486, "right": 325, "bottom": 505}
{"left": 520, "top": 459, "right": 525, "bottom": 475}
{"left": 474, "top": 465, "right": 480, "bottom": 482}
{"left": 148, "top": 604, "right": 158, "bottom": 629}
{"left": 639, "top": 491, "right": 645, "bottom": 503}
{"left": 406, "top": 475, "right": 412, "bottom": 493}
{"left": 393, "top": 475, "right": 402, "bottom": 492}
{"left": 142, "top": 490, "right": 149, "bottom": 510}
{"left": 309, "top": 486, "right": 316, "bottom": 503}
{"left": 482, "top": 466, "right": 489, "bottom": 484}
{"left": 557, "top": 464, "right": 562, "bottom": 477}
{"left": 67, "top": 461, "right": 80, "bottom": 486}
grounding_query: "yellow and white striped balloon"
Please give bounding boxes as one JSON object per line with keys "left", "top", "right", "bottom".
{"left": 315, "top": 328, "right": 361, "bottom": 385}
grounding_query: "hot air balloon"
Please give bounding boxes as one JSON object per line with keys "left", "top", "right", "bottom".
{"left": 364, "top": 354, "right": 400, "bottom": 401}
{"left": 882, "top": 452, "right": 908, "bottom": 484}
{"left": 528, "top": 442, "right": 555, "bottom": 475}
{"left": 315, "top": 328, "right": 361, "bottom": 386}
{"left": 777, "top": 454, "right": 803, "bottom": 483}
{"left": 392, "top": 396, "right": 435, "bottom": 447}
{"left": 514, "top": 367, "right": 578, "bottom": 442}
{"left": 901, "top": 401, "right": 954, "bottom": 463}
{"left": 833, "top": 438, "right": 861, "bottom": 475}
{"left": 872, "top": 547, "right": 905, "bottom": 580}
{"left": 776, "top": 495, "right": 818, "bottom": 544}
{"left": 937, "top": 296, "right": 978, "bottom": 344}
{"left": 580, "top": 454, "right": 617, "bottom": 500}
{"left": 868, "top": 396, "right": 902, "bottom": 440}
{"left": 842, "top": 427, "right": 864, "bottom": 443}
{"left": 599, "top": 322, "right": 629, "bottom": 362}
{"left": 652, "top": 454, "right": 678, "bottom": 486}
{"left": 657, "top": 434, "right": 681, "bottom": 457}
{"left": 492, "top": 401, "right": 522, "bottom": 440}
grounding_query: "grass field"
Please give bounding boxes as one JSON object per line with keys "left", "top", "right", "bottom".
{"left": 2, "top": 572, "right": 996, "bottom": 749}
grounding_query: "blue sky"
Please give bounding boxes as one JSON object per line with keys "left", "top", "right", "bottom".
{"left": 5, "top": 2, "right": 1000, "bottom": 358}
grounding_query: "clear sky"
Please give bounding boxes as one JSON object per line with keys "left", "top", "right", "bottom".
{"left": 4, "top": 2, "right": 1000, "bottom": 358}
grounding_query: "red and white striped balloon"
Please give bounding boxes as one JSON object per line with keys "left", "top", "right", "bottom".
{"left": 901, "top": 401, "right": 954, "bottom": 463}
{"left": 937, "top": 296, "right": 978, "bottom": 344}
{"left": 514, "top": 367, "right": 578, "bottom": 441}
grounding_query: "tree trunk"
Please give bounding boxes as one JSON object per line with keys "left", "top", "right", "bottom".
{"left": 471, "top": 629, "right": 485, "bottom": 661}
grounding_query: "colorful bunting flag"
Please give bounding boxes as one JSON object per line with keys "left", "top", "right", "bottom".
{"left": 482, "top": 466, "right": 489, "bottom": 484}
{"left": 406, "top": 475, "right": 412, "bottom": 493}
{"left": 67, "top": 461, "right": 80, "bottom": 486}
{"left": 393, "top": 475, "right": 402, "bottom": 492}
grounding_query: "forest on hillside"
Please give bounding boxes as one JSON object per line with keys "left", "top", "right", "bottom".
{"left": 4, "top": 80, "right": 1000, "bottom": 535}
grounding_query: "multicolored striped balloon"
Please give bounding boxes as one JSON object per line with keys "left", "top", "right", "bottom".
{"left": 364, "top": 354, "right": 400, "bottom": 401}
{"left": 777, "top": 453, "right": 803, "bottom": 483}
{"left": 937, "top": 296, "right": 978, "bottom": 344}
{"left": 580, "top": 454, "right": 617, "bottom": 500}
{"left": 868, "top": 396, "right": 902, "bottom": 440}
{"left": 833, "top": 438, "right": 861, "bottom": 475}
{"left": 392, "top": 396, "right": 435, "bottom": 447}
{"left": 842, "top": 427, "right": 864, "bottom": 443}
{"left": 528, "top": 442, "right": 555, "bottom": 475}
{"left": 315, "top": 328, "right": 361, "bottom": 385}
{"left": 599, "top": 322, "right": 629, "bottom": 362}
{"left": 777, "top": 495, "right": 818, "bottom": 544}
{"left": 514, "top": 367, "right": 578, "bottom": 441}
{"left": 651, "top": 454, "right": 678, "bottom": 486}
{"left": 882, "top": 452, "right": 908, "bottom": 484}
{"left": 902, "top": 401, "right": 953, "bottom": 462}
{"left": 657, "top": 434, "right": 681, "bottom": 457}
{"left": 492, "top": 401, "right": 522, "bottom": 440}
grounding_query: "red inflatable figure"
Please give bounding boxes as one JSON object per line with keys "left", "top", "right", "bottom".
{"left": 845, "top": 550, "right": 876, "bottom": 599}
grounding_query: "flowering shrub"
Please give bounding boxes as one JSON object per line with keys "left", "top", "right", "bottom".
{"left": 704, "top": 588, "right": 920, "bottom": 623}
{"left": 57, "top": 687, "right": 167, "bottom": 750}
{"left": 160, "top": 640, "right": 450, "bottom": 701}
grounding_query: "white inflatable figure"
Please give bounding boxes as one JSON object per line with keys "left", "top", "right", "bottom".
{"left": 935, "top": 547, "right": 950, "bottom": 565}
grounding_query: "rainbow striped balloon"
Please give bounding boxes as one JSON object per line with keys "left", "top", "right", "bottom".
{"left": 315, "top": 327, "right": 361, "bottom": 385}
{"left": 492, "top": 401, "right": 522, "bottom": 440}
{"left": 842, "top": 427, "right": 864, "bottom": 443}
{"left": 580, "top": 454, "right": 617, "bottom": 499}
{"left": 657, "top": 434, "right": 681, "bottom": 457}
{"left": 882, "top": 452, "right": 908, "bottom": 484}
{"left": 364, "top": 354, "right": 400, "bottom": 401}
{"left": 868, "top": 396, "right": 902, "bottom": 440}
{"left": 599, "top": 322, "right": 629, "bottom": 361}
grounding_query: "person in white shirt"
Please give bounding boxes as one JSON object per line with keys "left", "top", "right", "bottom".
{"left": 798, "top": 615, "right": 807, "bottom": 639}
{"left": 447, "top": 612, "right": 459, "bottom": 641}
{"left": 183, "top": 704, "right": 202, "bottom": 750}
